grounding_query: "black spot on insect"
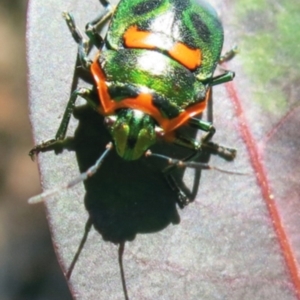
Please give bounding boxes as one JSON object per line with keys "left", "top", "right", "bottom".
{"left": 108, "top": 84, "right": 140, "bottom": 101}
{"left": 133, "top": 0, "right": 163, "bottom": 15}
{"left": 190, "top": 12, "right": 211, "bottom": 43}
{"left": 172, "top": 0, "right": 189, "bottom": 11}
{"left": 152, "top": 93, "right": 180, "bottom": 119}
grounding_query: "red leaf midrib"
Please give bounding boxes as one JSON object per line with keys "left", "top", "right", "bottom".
{"left": 225, "top": 80, "right": 300, "bottom": 299}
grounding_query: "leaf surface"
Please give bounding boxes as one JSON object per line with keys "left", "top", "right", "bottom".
{"left": 27, "top": 0, "right": 300, "bottom": 299}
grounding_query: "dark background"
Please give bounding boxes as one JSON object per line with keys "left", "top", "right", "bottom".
{"left": 0, "top": 1, "right": 71, "bottom": 298}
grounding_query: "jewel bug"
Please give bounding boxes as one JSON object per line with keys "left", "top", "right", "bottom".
{"left": 29, "top": 0, "right": 237, "bottom": 207}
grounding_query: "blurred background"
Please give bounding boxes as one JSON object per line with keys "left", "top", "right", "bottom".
{"left": 0, "top": 0, "right": 72, "bottom": 298}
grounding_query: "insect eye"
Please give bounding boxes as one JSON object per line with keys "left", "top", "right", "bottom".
{"left": 104, "top": 116, "right": 116, "bottom": 127}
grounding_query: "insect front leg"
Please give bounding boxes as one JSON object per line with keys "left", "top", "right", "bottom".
{"left": 165, "top": 116, "right": 236, "bottom": 161}
{"left": 187, "top": 118, "right": 236, "bottom": 161}
{"left": 29, "top": 88, "right": 98, "bottom": 159}
{"left": 161, "top": 132, "right": 206, "bottom": 208}
{"left": 164, "top": 170, "right": 199, "bottom": 209}
{"left": 161, "top": 115, "right": 236, "bottom": 207}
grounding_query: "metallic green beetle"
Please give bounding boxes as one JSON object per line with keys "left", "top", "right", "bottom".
{"left": 30, "top": 0, "right": 236, "bottom": 206}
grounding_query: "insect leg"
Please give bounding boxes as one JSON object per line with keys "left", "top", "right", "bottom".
{"left": 85, "top": 1, "right": 115, "bottom": 49}
{"left": 208, "top": 46, "right": 238, "bottom": 86}
{"left": 161, "top": 111, "right": 234, "bottom": 206}
{"left": 164, "top": 178, "right": 188, "bottom": 208}
{"left": 166, "top": 113, "right": 235, "bottom": 161}
{"left": 219, "top": 45, "right": 238, "bottom": 64}
{"left": 210, "top": 70, "right": 235, "bottom": 86}
{"left": 29, "top": 88, "right": 98, "bottom": 158}
{"left": 187, "top": 118, "right": 236, "bottom": 161}
{"left": 63, "top": 12, "right": 92, "bottom": 70}
{"left": 161, "top": 136, "right": 202, "bottom": 207}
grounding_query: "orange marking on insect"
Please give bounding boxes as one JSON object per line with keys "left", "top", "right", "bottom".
{"left": 91, "top": 57, "right": 209, "bottom": 135}
{"left": 169, "top": 42, "right": 202, "bottom": 70}
{"left": 123, "top": 26, "right": 202, "bottom": 70}
{"left": 123, "top": 25, "right": 156, "bottom": 50}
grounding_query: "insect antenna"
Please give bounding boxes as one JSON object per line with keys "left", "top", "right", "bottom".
{"left": 28, "top": 142, "right": 113, "bottom": 204}
{"left": 145, "top": 150, "right": 247, "bottom": 175}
